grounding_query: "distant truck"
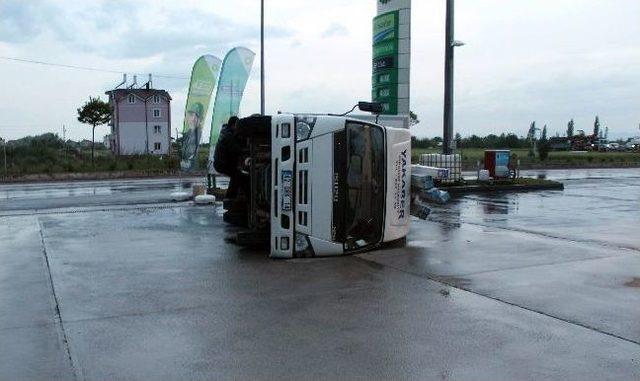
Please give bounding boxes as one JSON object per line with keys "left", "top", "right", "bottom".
{"left": 223, "top": 104, "right": 412, "bottom": 258}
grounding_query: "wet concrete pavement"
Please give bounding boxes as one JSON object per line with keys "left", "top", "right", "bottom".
{"left": 0, "top": 177, "right": 209, "bottom": 214}
{"left": 0, "top": 169, "right": 638, "bottom": 380}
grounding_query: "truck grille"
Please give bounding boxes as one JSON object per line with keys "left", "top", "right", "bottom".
{"left": 298, "top": 211, "right": 308, "bottom": 227}
{"left": 298, "top": 147, "right": 309, "bottom": 163}
{"left": 298, "top": 170, "right": 308, "bottom": 205}
{"left": 296, "top": 143, "right": 312, "bottom": 236}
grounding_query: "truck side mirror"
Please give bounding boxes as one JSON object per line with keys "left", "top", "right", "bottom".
{"left": 358, "top": 102, "right": 383, "bottom": 114}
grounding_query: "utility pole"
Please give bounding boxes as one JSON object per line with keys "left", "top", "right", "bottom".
{"left": 443, "top": 0, "right": 464, "bottom": 155}
{"left": 260, "top": 0, "right": 265, "bottom": 115}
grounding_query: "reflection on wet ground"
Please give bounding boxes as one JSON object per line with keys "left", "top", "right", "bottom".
{"left": 0, "top": 177, "right": 230, "bottom": 214}
{"left": 0, "top": 177, "right": 203, "bottom": 200}
{"left": 442, "top": 168, "right": 640, "bottom": 250}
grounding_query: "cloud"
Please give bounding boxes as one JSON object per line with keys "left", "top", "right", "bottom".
{"left": 0, "top": 1, "right": 46, "bottom": 43}
{"left": 1, "top": 0, "right": 639, "bottom": 141}
{"left": 321, "top": 23, "right": 348, "bottom": 38}
{"left": 0, "top": 1, "right": 293, "bottom": 60}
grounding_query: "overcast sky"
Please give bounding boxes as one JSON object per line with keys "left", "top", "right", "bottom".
{"left": 1, "top": 0, "right": 639, "bottom": 141}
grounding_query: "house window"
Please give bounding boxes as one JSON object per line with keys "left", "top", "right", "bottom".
{"left": 154, "top": 142, "right": 161, "bottom": 151}
{"left": 153, "top": 109, "right": 161, "bottom": 118}
{"left": 128, "top": 94, "right": 135, "bottom": 104}
{"left": 153, "top": 95, "right": 160, "bottom": 104}
{"left": 154, "top": 125, "right": 161, "bottom": 134}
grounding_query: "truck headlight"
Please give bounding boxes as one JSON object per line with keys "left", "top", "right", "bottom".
{"left": 295, "top": 116, "right": 317, "bottom": 142}
{"left": 295, "top": 234, "right": 315, "bottom": 258}
{"left": 296, "top": 122, "right": 311, "bottom": 141}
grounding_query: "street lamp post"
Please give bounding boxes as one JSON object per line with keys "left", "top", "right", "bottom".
{"left": 260, "top": 0, "right": 265, "bottom": 115}
{"left": 443, "top": 0, "right": 464, "bottom": 155}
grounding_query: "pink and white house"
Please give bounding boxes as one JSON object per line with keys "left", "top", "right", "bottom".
{"left": 105, "top": 88, "right": 172, "bottom": 155}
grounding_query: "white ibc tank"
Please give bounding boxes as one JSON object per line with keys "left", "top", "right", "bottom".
{"left": 419, "top": 154, "right": 462, "bottom": 182}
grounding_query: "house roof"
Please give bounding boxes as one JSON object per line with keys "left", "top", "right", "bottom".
{"left": 105, "top": 88, "right": 172, "bottom": 102}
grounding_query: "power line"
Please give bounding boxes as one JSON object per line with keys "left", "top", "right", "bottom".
{"left": 0, "top": 56, "right": 189, "bottom": 80}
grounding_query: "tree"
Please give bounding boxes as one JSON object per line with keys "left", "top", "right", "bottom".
{"left": 454, "top": 132, "right": 462, "bottom": 148}
{"left": 527, "top": 121, "right": 536, "bottom": 158}
{"left": 593, "top": 116, "right": 600, "bottom": 138}
{"left": 77, "top": 97, "right": 111, "bottom": 165}
{"left": 504, "top": 133, "right": 522, "bottom": 148}
{"left": 409, "top": 111, "right": 420, "bottom": 126}
{"left": 538, "top": 125, "right": 550, "bottom": 161}
{"left": 567, "top": 119, "right": 575, "bottom": 137}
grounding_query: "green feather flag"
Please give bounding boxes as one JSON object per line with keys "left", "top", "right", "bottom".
{"left": 207, "top": 47, "right": 256, "bottom": 174}
{"left": 180, "top": 55, "right": 221, "bottom": 171}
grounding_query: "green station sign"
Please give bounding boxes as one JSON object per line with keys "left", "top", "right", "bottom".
{"left": 372, "top": 70, "right": 398, "bottom": 87}
{"left": 377, "top": 100, "right": 398, "bottom": 115}
{"left": 372, "top": 10, "right": 399, "bottom": 115}
{"left": 372, "top": 84, "right": 398, "bottom": 100}
{"left": 373, "top": 39, "right": 398, "bottom": 57}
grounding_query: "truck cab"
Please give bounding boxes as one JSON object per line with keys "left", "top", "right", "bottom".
{"left": 229, "top": 112, "right": 411, "bottom": 259}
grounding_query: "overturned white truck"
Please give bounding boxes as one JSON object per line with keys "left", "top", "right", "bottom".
{"left": 225, "top": 104, "right": 413, "bottom": 258}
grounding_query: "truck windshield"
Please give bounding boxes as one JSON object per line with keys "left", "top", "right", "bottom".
{"left": 343, "top": 122, "right": 385, "bottom": 251}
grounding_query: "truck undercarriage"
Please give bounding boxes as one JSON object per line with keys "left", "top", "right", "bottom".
{"left": 222, "top": 115, "right": 273, "bottom": 249}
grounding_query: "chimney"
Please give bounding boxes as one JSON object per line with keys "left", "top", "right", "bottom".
{"left": 115, "top": 73, "right": 127, "bottom": 89}
{"left": 148, "top": 73, "right": 153, "bottom": 89}
{"left": 128, "top": 75, "right": 138, "bottom": 89}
